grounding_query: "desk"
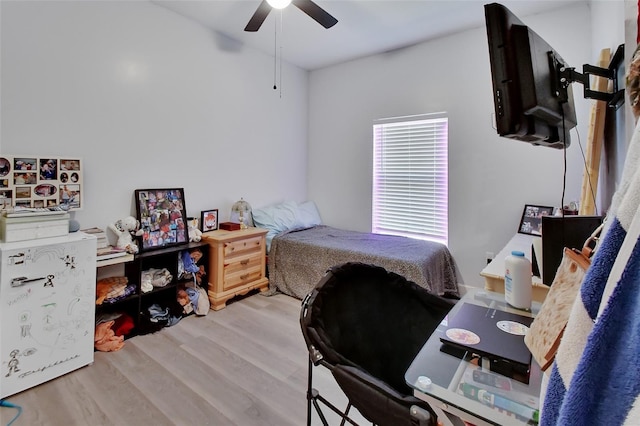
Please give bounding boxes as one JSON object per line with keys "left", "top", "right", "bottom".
{"left": 405, "top": 288, "right": 542, "bottom": 426}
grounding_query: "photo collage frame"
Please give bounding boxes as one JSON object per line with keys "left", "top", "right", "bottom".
{"left": 0, "top": 155, "right": 83, "bottom": 210}
{"left": 135, "top": 188, "right": 189, "bottom": 251}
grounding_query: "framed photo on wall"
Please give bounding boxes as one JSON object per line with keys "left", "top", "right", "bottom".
{"left": 201, "top": 209, "right": 219, "bottom": 232}
{"left": 0, "top": 155, "right": 83, "bottom": 210}
{"left": 135, "top": 188, "right": 188, "bottom": 251}
{"left": 518, "top": 204, "right": 555, "bottom": 236}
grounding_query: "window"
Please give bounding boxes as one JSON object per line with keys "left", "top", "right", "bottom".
{"left": 372, "top": 113, "right": 448, "bottom": 245}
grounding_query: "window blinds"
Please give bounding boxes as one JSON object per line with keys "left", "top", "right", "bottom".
{"left": 372, "top": 114, "right": 448, "bottom": 245}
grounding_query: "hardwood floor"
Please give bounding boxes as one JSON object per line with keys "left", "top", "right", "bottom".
{"left": 0, "top": 293, "right": 368, "bottom": 426}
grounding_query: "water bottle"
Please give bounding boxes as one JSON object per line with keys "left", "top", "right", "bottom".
{"left": 505, "top": 250, "right": 532, "bottom": 310}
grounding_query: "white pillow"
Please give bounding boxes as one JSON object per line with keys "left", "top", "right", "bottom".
{"left": 296, "top": 201, "right": 322, "bottom": 228}
{"left": 252, "top": 201, "right": 300, "bottom": 249}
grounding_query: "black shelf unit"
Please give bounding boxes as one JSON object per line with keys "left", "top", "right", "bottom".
{"left": 96, "top": 241, "right": 209, "bottom": 338}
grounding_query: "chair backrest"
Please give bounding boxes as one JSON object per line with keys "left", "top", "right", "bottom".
{"left": 301, "top": 262, "right": 454, "bottom": 394}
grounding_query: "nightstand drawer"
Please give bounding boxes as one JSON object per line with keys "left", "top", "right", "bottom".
{"left": 224, "top": 266, "right": 263, "bottom": 291}
{"left": 224, "top": 253, "right": 263, "bottom": 276}
{"left": 224, "top": 235, "right": 263, "bottom": 257}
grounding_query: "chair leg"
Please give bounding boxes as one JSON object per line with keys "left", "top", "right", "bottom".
{"left": 339, "top": 402, "right": 352, "bottom": 426}
{"left": 307, "top": 358, "right": 361, "bottom": 426}
{"left": 307, "top": 358, "right": 315, "bottom": 426}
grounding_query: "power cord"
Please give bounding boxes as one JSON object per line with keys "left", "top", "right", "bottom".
{"left": 0, "top": 399, "right": 23, "bottom": 426}
{"left": 561, "top": 115, "right": 568, "bottom": 217}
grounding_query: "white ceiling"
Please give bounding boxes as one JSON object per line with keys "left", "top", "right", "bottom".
{"left": 151, "top": 0, "right": 586, "bottom": 71}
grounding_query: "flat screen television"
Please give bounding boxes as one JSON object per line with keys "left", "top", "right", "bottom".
{"left": 485, "top": 3, "right": 577, "bottom": 149}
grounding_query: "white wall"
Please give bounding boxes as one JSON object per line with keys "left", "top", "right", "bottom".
{"left": 1, "top": 0, "right": 309, "bottom": 238}
{"left": 307, "top": 2, "right": 596, "bottom": 286}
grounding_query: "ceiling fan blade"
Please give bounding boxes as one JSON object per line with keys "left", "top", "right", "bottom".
{"left": 292, "top": 0, "right": 338, "bottom": 29}
{"left": 244, "top": 0, "right": 272, "bottom": 32}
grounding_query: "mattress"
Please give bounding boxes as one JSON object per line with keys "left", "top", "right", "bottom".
{"left": 267, "top": 225, "right": 461, "bottom": 299}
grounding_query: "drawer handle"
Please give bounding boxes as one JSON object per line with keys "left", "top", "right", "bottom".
{"left": 240, "top": 259, "right": 250, "bottom": 266}
{"left": 240, "top": 274, "right": 249, "bottom": 280}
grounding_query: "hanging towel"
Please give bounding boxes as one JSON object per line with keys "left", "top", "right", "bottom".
{"left": 541, "top": 117, "right": 640, "bottom": 425}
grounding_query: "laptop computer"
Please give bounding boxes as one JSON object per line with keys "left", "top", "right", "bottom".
{"left": 440, "top": 303, "right": 533, "bottom": 367}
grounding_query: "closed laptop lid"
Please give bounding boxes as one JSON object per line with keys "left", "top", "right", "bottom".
{"left": 440, "top": 303, "right": 533, "bottom": 366}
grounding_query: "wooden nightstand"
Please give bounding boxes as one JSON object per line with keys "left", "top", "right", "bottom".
{"left": 202, "top": 227, "right": 269, "bottom": 310}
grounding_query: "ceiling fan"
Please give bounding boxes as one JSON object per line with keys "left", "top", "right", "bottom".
{"left": 244, "top": 0, "right": 338, "bottom": 32}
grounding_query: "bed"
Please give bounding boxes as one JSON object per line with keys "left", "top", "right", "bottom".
{"left": 253, "top": 201, "right": 461, "bottom": 300}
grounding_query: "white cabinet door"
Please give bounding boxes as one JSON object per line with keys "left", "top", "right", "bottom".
{"left": 0, "top": 233, "right": 96, "bottom": 398}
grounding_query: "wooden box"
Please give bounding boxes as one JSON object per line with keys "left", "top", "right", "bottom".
{"left": 219, "top": 222, "right": 241, "bottom": 231}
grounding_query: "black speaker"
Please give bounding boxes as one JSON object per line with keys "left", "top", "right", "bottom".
{"left": 541, "top": 215, "right": 603, "bottom": 286}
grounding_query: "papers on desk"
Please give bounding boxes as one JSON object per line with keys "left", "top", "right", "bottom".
{"left": 482, "top": 233, "right": 544, "bottom": 284}
{"left": 456, "top": 363, "right": 540, "bottom": 423}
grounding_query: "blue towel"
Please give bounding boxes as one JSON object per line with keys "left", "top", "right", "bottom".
{"left": 541, "top": 118, "right": 640, "bottom": 425}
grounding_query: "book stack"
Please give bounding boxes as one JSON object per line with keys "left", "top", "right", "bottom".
{"left": 81, "top": 227, "right": 128, "bottom": 261}
{"left": 96, "top": 246, "right": 128, "bottom": 261}
{"left": 81, "top": 227, "right": 109, "bottom": 249}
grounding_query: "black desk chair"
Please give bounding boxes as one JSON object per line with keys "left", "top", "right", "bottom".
{"left": 300, "top": 262, "right": 455, "bottom": 426}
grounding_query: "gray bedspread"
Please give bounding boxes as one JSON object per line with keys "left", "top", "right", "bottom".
{"left": 267, "top": 225, "right": 460, "bottom": 300}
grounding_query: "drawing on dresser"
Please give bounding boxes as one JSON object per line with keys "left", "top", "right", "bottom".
{"left": 19, "top": 310, "right": 32, "bottom": 338}
{"left": 43, "top": 274, "right": 55, "bottom": 288}
{"left": 61, "top": 255, "right": 76, "bottom": 269}
{"left": 8, "top": 252, "right": 26, "bottom": 265}
{"left": 5, "top": 349, "right": 21, "bottom": 377}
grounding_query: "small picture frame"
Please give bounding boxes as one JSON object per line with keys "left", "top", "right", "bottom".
{"left": 201, "top": 209, "right": 219, "bottom": 232}
{"left": 518, "top": 204, "right": 555, "bottom": 236}
{"left": 135, "top": 188, "right": 188, "bottom": 251}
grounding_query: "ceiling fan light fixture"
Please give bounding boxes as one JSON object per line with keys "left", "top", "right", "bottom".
{"left": 266, "top": 0, "right": 291, "bottom": 9}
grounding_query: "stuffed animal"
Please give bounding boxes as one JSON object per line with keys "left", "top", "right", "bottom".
{"left": 109, "top": 215, "right": 144, "bottom": 254}
{"left": 188, "top": 217, "right": 202, "bottom": 242}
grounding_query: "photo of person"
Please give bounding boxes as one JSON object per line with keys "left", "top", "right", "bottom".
{"left": 518, "top": 205, "right": 554, "bottom": 236}
{"left": 60, "top": 159, "right": 80, "bottom": 171}
{"left": 14, "top": 158, "right": 36, "bottom": 170}
{"left": 201, "top": 210, "right": 219, "bottom": 231}
{"left": 14, "top": 172, "right": 36, "bottom": 185}
{"left": 0, "top": 158, "right": 10, "bottom": 177}
{"left": 0, "top": 190, "right": 12, "bottom": 208}
{"left": 39, "top": 159, "right": 57, "bottom": 180}
{"left": 59, "top": 184, "right": 80, "bottom": 209}
{"left": 35, "top": 184, "right": 56, "bottom": 197}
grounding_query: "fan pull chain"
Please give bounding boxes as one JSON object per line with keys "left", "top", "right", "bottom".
{"left": 271, "top": 10, "right": 284, "bottom": 97}
{"left": 279, "top": 10, "right": 283, "bottom": 98}
{"left": 273, "top": 14, "right": 277, "bottom": 90}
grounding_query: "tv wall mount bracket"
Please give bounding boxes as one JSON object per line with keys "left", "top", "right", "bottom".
{"left": 558, "top": 44, "right": 625, "bottom": 110}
